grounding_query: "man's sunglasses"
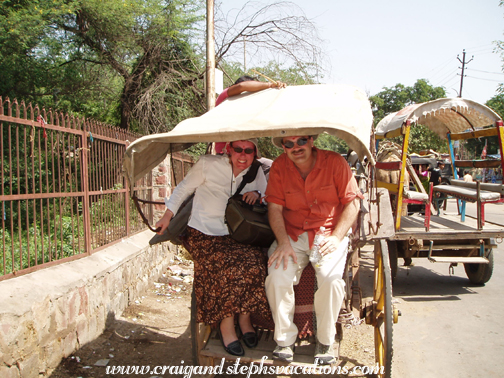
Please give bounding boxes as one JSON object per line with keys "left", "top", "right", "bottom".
{"left": 282, "top": 137, "right": 310, "bottom": 149}
{"left": 231, "top": 146, "right": 255, "bottom": 154}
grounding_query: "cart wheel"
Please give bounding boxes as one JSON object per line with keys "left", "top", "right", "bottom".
{"left": 386, "top": 240, "right": 398, "bottom": 283}
{"left": 191, "top": 288, "right": 214, "bottom": 368}
{"left": 464, "top": 249, "right": 494, "bottom": 285}
{"left": 373, "top": 239, "right": 394, "bottom": 378}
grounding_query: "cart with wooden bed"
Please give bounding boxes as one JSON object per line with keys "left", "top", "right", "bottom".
{"left": 124, "top": 84, "right": 401, "bottom": 377}
{"left": 374, "top": 98, "right": 504, "bottom": 284}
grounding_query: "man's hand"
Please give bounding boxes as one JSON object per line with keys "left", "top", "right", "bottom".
{"left": 155, "top": 209, "right": 174, "bottom": 235}
{"left": 268, "top": 242, "right": 297, "bottom": 270}
{"left": 242, "top": 191, "right": 260, "bottom": 205}
{"left": 319, "top": 235, "right": 342, "bottom": 256}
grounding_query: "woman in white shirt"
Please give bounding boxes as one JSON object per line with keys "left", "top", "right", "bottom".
{"left": 155, "top": 139, "right": 270, "bottom": 357}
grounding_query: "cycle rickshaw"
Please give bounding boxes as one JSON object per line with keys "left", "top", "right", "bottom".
{"left": 124, "top": 84, "right": 398, "bottom": 377}
{"left": 374, "top": 98, "right": 504, "bottom": 284}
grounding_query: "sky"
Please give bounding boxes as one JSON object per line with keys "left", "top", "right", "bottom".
{"left": 219, "top": 0, "right": 504, "bottom": 104}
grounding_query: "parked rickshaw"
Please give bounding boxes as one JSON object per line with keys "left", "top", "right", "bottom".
{"left": 374, "top": 98, "right": 504, "bottom": 284}
{"left": 124, "top": 84, "right": 398, "bottom": 377}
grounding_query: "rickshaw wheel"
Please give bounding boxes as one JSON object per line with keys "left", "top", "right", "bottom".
{"left": 190, "top": 288, "right": 214, "bottom": 369}
{"left": 464, "top": 249, "right": 494, "bottom": 285}
{"left": 373, "top": 239, "right": 394, "bottom": 378}
{"left": 386, "top": 240, "right": 398, "bottom": 284}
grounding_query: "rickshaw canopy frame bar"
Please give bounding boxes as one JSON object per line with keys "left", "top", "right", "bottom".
{"left": 498, "top": 122, "right": 504, "bottom": 171}
{"left": 449, "top": 127, "right": 499, "bottom": 140}
{"left": 374, "top": 126, "right": 405, "bottom": 140}
{"left": 395, "top": 121, "right": 411, "bottom": 231}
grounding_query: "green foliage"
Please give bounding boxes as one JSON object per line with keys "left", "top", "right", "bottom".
{"left": 314, "top": 134, "right": 348, "bottom": 154}
{"left": 459, "top": 93, "right": 504, "bottom": 159}
{"left": 218, "top": 60, "right": 320, "bottom": 88}
{"left": 252, "top": 61, "right": 321, "bottom": 85}
{"left": 370, "top": 79, "right": 446, "bottom": 125}
{"left": 258, "top": 137, "right": 281, "bottom": 160}
{"left": 486, "top": 93, "right": 504, "bottom": 120}
{"left": 0, "top": 212, "right": 85, "bottom": 275}
{"left": 371, "top": 79, "right": 447, "bottom": 154}
{"left": 407, "top": 124, "right": 449, "bottom": 153}
{"left": 0, "top": 0, "right": 205, "bottom": 129}
{"left": 186, "top": 143, "right": 208, "bottom": 158}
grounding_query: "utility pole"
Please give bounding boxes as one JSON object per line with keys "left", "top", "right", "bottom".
{"left": 457, "top": 49, "right": 473, "bottom": 98}
{"left": 206, "top": 0, "right": 215, "bottom": 111}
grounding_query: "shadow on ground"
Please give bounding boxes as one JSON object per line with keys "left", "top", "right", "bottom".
{"left": 50, "top": 250, "right": 380, "bottom": 378}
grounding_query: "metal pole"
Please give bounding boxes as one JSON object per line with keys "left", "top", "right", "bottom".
{"left": 457, "top": 49, "right": 473, "bottom": 98}
{"left": 206, "top": 0, "right": 215, "bottom": 111}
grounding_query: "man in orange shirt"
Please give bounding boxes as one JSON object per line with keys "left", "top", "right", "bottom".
{"left": 265, "top": 135, "right": 362, "bottom": 365}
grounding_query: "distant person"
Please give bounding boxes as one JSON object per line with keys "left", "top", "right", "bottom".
{"left": 430, "top": 160, "right": 446, "bottom": 211}
{"left": 463, "top": 170, "right": 474, "bottom": 183}
{"left": 429, "top": 160, "right": 446, "bottom": 186}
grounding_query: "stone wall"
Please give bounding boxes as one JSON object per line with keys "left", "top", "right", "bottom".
{"left": 0, "top": 230, "right": 178, "bottom": 378}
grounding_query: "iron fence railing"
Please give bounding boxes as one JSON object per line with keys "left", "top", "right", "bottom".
{"left": 0, "top": 97, "right": 192, "bottom": 281}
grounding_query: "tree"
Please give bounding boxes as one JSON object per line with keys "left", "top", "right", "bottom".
{"left": 214, "top": 1, "right": 327, "bottom": 84}
{"left": 1, "top": 0, "right": 327, "bottom": 133}
{"left": 370, "top": 79, "right": 447, "bottom": 153}
{"left": 461, "top": 93, "right": 504, "bottom": 159}
{"left": 1, "top": 0, "right": 206, "bottom": 131}
{"left": 56, "top": 0, "right": 206, "bottom": 131}
{"left": 370, "top": 79, "right": 446, "bottom": 124}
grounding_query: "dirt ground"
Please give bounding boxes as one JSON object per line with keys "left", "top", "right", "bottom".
{"left": 50, "top": 249, "right": 379, "bottom": 378}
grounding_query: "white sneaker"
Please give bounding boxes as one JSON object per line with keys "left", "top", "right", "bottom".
{"left": 272, "top": 344, "right": 295, "bottom": 362}
{"left": 314, "top": 341, "right": 336, "bottom": 365}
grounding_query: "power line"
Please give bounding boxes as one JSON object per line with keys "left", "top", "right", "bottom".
{"left": 424, "top": 55, "right": 457, "bottom": 81}
{"left": 438, "top": 72, "right": 458, "bottom": 88}
{"left": 465, "top": 75, "right": 502, "bottom": 83}
{"left": 467, "top": 68, "right": 504, "bottom": 76}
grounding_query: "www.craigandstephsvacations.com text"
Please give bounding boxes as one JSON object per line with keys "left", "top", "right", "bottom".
{"left": 104, "top": 357, "right": 385, "bottom": 376}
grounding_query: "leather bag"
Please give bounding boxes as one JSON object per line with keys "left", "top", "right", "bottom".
{"left": 225, "top": 160, "right": 275, "bottom": 247}
{"left": 225, "top": 195, "right": 275, "bottom": 247}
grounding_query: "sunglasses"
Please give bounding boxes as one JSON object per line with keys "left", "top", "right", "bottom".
{"left": 282, "top": 137, "right": 310, "bottom": 149}
{"left": 231, "top": 146, "right": 255, "bottom": 154}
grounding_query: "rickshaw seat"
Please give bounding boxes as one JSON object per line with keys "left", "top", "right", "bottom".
{"left": 251, "top": 263, "right": 318, "bottom": 339}
{"left": 432, "top": 180, "right": 504, "bottom": 229}
{"left": 402, "top": 183, "right": 434, "bottom": 231}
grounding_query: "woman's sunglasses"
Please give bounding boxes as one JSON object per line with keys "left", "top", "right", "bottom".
{"left": 282, "top": 137, "right": 310, "bottom": 149}
{"left": 232, "top": 146, "right": 255, "bottom": 154}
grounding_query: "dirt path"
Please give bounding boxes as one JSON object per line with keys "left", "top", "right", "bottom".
{"left": 50, "top": 250, "right": 379, "bottom": 378}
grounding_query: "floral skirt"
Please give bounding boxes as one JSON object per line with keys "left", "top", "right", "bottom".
{"left": 185, "top": 227, "right": 272, "bottom": 327}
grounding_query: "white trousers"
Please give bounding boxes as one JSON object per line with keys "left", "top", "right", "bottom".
{"left": 265, "top": 232, "right": 347, "bottom": 346}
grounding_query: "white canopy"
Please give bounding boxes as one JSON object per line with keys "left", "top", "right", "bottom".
{"left": 124, "top": 84, "right": 374, "bottom": 185}
{"left": 375, "top": 98, "right": 501, "bottom": 138}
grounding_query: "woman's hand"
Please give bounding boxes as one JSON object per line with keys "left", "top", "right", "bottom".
{"left": 155, "top": 209, "right": 174, "bottom": 234}
{"left": 242, "top": 191, "right": 260, "bottom": 205}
